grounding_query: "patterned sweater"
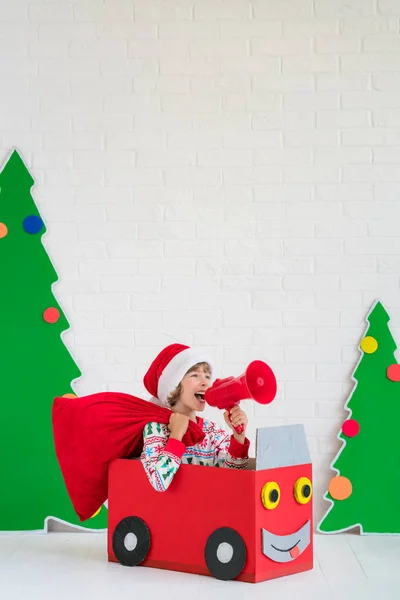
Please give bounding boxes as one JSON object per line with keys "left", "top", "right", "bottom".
{"left": 140, "top": 418, "right": 250, "bottom": 492}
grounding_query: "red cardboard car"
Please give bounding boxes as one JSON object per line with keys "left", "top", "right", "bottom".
{"left": 108, "top": 424, "right": 313, "bottom": 583}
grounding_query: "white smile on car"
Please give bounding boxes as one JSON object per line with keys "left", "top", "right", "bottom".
{"left": 261, "top": 520, "right": 310, "bottom": 563}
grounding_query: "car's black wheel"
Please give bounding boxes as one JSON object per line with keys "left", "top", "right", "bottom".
{"left": 204, "top": 527, "right": 246, "bottom": 580}
{"left": 112, "top": 516, "right": 151, "bottom": 567}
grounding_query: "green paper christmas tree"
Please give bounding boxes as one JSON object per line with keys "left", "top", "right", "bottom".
{"left": 0, "top": 150, "right": 107, "bottom": 531}
{"left": 318, "top": 300, "right": 400, "bottom": 534}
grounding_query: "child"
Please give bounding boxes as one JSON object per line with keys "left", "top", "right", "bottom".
{"left": 141, "top": 343, "right": 250, "bottom": 492}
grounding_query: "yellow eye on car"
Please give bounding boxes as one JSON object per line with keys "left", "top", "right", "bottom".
{"left": 261, "top": 481, "right": 280, "bottom": 510}
{"left": 294, "top": 477, "right": 312, "bottom": 504}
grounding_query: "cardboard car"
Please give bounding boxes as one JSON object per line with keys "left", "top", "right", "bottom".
{"left": 108, "top": 424, "right": 313, "bottom": 583}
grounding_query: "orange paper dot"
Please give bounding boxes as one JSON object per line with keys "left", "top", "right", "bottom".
{"left": 360, "top": 336, "right": 378, "bottom": 354}
{"left": 0, "top": 223, "right": 8, "bottom": 238}
{"left": 43, "top": 307, "right": 60, "bottom": 324}
{"left": 62, "top": 393, "right": 77, "bottom": 398}
{"left": 328, "top": 476, "right": 352, "bottom": 500}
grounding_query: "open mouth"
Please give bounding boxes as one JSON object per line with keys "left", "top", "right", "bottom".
{"left": 262, "top": 520, "right": 310, "bottom": 563}
{"left": 194, "top": 392, "right": 205, "bottom": 402}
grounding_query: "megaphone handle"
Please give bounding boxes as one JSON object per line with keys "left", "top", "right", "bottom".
{"left": 228, "top": 407, "right": 244, "bottom": 435}
{"left": 233, "top": 422, "right": 244, "bottom": 435}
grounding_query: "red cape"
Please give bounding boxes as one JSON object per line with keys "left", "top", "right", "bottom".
{"left": 52, "top": 392, "right": 205, "bottom": 521}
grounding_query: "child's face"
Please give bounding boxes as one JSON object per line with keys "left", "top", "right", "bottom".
{"left": 176, "top": 365, "right": 211, "bottom": 413}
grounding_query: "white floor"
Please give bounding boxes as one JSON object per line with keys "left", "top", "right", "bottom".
{"left": 0, "top": 531, "right": 399, "bottom": 600}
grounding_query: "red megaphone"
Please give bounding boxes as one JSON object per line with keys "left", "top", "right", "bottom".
{"left": 204, "top": 360, "right": 277, "bottom": 435}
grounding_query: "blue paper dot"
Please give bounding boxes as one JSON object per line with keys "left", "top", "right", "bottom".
{"left": 23, "top": 215, "right": 43, "bottom": 234}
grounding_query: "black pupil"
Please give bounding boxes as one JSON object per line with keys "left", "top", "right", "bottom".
{"left": 269, "top": 489, "right": 279, "bottom": 503}
{"left": 302, "top": 485, "right": 311, "bottom": 498}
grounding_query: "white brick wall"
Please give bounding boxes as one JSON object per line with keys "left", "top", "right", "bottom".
{"left": 1, "top": 0, "right": 400, "bottom": 521}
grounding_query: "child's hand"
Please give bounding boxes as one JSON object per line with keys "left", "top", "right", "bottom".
{"left": 168, "top": 412, "right": 190, "bottom": 441}
{"left": 224, "top": 406, "right": 248, "bottom": 443}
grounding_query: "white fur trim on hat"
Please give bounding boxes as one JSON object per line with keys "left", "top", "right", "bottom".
{"left": 157, "top": 348, "right": 214, "bottom": 406}
{"left": 148, "top": 395, "right": 168, "bottom": 408}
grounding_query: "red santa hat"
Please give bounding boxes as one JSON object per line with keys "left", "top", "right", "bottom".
{"left": 144, "top": 343, "right": 214, "bottom": 406}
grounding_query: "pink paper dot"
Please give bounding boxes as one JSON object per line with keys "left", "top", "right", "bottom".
{"left": 43, "top": 307, "right": 60, "bottom": 324}
{"left": 342, "top": 419, "right": 360, "bottom": 438}
{"left": 387, "top": 364, "right": 400, "bottom": 382}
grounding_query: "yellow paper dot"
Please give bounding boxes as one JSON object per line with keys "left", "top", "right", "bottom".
{"left": 62, "top": 393, "right": 78, "bottom": 398}
{"left": 328, "top": 476, "right": 352, "bottom": 501}
{"left": 90, "top": 507, "right": 101, "bottom": 519}
{"left": 360, "top": 336, "right": 378, "bottom": 354}
{"left": 0, "top": 223, "right": 8, "bottom": 239}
